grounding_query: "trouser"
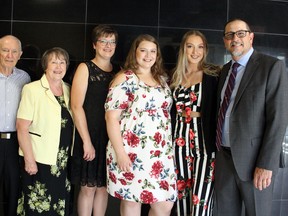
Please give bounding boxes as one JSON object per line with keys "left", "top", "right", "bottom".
{"left": 214, "top": 148, "right": 274, "bottom": 216}
{"left": 0, "top": 132, "right": 20, "bottom": 216}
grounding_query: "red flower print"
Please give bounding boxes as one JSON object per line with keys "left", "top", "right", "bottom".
{"left": 154, "top": 132, "right": 162, "bottom": 144}
{"left": 185, "top": 156, "right": 193, "bottom": 163}
{"left": 119, "top": 179, "right": 127, "bottom": 185}
{"left": 186, "top": 178, "right": 192, "bottom": 188}
{"left": 109, "top": 171, "right": 117, "bottom": 184}
{"left": 163, "top": 109, "right": 169, "bottom": 118}
{"left": 119, "top": 101, "right": 128, "bottom": 109}
{"left": 189, "top": 129, "right": 195, "bottom": 140}
{"left": 161, "top": 140, "right": 166, "bottom": 147}
{"left": 176, "top": 137, "right": 185, "bottom": 147}
{"left": 211, "top": 171, "right": 215, "bottom": 181}
{"left": 115, "top": 192, "right": 123, "bottom": 199}
{"left": 178, "top": 193, "right": 184, "bottom": 199}
{"left": 190, "top": 142, "right": 195, "bottom": 149}
{"left": 192, "top": 194, "right": 200, "bottom": 205}
{"left": 211, "top": 161, "right": 215, "bottom": 168}
{"left": 126, "top": 92, "right": 134, "bottom": 102}
{"left": 150, "top": 161, "right": 164, "bottom": 178}
{"left": 190, "top": 92, "right": 197, "bottom": 102}
{"left": 123, "top": 172, "right": 135, "bottom": 181}
{"left": 124, "top": 131, "right": 140, "bottom": 147}
{"left": 140, "top": 190, "right": 157, "bottom": 204}
{"left": 126, "top": 70, "right": 133, "bottom": 75}
{"left": 185, "top": 107, "right": 191, "bottom": 116}
{"left": 138, "top": 179, "right": 142, "bottom": 183}
{"left": 154, "top": 150, "right": 161, "bottom": 157}
{"left": 177, "top": 180, "right": 186, "bottom": 191}
{"left": 161, "top": 101, "right": 168, "bottom": 109}
{"left": 176, "top": 103, "right": 184, "bottom": 112}
{"left": 148, "top": 109, "right": 156, "bottom": 116}
{"left": 171, "top": 183, "right": 176, "bottom": 190}
{"left": 185, "top": 116, "right": 192, "bottom": 123}
{"left": 128, "top": 152, "right": 137, "bottom": 163}
{"left": 159, "top": 180, "right": 169, "bottom": 191}
{"left": 142, "top": 94, "right": 146, "bottom": 98}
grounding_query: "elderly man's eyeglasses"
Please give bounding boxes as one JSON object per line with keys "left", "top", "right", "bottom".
{"left": 97, "top": 39, "right": 117, "bottom": 47}
{"left": 223, "top": 30, "right": 251, "bottom": 40}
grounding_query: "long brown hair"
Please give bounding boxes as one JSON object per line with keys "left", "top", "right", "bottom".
{"left": 123, "top": 34, "right": 167, "bottom": 87}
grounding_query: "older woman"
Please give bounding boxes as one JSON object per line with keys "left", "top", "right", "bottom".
{"left": 16, "top": 47, "right": 73, "bottom": 216}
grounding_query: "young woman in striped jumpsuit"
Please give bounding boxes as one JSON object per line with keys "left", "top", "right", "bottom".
{"left": 170, "top": 30, "right": 221, "bottom": 216}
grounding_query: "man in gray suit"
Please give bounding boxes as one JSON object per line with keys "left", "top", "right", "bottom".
{"left": 214, "top": 19, "right": 288, "bottom": 216}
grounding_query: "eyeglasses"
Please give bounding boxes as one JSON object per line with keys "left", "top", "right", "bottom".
{"left": 97, "top": 39, "right": 117, "bottom": 47}
{"left": 223, "top": 30, "right": 251, "bottom": 40}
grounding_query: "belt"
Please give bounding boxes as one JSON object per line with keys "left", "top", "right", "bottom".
{"left": 0, "top": 132, "right": 16, "bottom": 139}
{"left": 180, "top": 110, "right": 201, "bottom": 118}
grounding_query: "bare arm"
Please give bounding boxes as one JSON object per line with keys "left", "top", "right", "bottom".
{"left": 71, "top": 63, "right": 95, "bottom": 161}
{"left": 16, "top": 118, "right": 38, "bottom": 175}
{"left": 105, "top": 110, "right": 131, "bottom": 172}
{"left": 105, "top": 72, "right": 132, "bottom": 171}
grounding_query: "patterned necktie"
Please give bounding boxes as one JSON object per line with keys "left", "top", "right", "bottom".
{"left": 216, "top": 62, "right": 240, "bottom": 150}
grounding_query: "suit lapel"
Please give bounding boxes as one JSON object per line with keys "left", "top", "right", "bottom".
{"left": 232, "top": 51, "right": 260, "bottom": 111}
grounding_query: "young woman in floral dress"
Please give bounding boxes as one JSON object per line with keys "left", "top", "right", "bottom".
{"left": 105, "top": 34, "right": 177, "bottom": 216}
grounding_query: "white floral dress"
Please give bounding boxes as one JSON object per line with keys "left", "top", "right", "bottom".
{"left": 105, "top": 70, "right": 177, "bottom": 204}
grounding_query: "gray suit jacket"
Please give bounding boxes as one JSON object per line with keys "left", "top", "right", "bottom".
{"left": 217, "top": 50, "right": 288, "bottom": 181}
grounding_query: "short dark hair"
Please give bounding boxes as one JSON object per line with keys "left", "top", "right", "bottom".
{"left": 91, "top": 25, "right": 118, "bottom": 44}
{"left": 41, "top": 47, "right": 70, "bottom": 71}
{"left": 223, "top": 18, "right": 251, "bottom": 34}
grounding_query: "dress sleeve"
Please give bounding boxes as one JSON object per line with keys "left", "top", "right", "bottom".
{"left": 17, "top": 85, "right": 35, "bottom": 121}
{"left": 104, "top": 82, "right": 130, "bottom": 111}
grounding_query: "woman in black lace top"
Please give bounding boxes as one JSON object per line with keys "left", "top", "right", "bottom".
{"left": 170, "top": 30, "right": 221, "bottom": 216}
{"left": 71, "top": 25, "right": 119, "bottom": 216}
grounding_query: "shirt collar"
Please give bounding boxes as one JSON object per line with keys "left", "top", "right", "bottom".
{"left": 232, "top": 47, "right": 254, "bottom": 67}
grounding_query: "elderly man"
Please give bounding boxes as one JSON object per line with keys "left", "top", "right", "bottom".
{"left": 0, "top": 35, "right": 30, "bottom": 216}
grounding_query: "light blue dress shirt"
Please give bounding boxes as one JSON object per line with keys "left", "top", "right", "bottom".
{"left": 221, "top": 48, "right": 254, "bottom": 147}
{"left": 0, "top": 67, "right": 30, "bottom": 132}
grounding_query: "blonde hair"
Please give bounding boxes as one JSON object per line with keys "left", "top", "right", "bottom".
{"left": 170, "top": 30, "right": 221, "bottom": 88}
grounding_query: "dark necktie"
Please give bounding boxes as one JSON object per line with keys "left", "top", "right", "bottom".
{"left": 216, "top": 62, "right": 240, "bottom": 150}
